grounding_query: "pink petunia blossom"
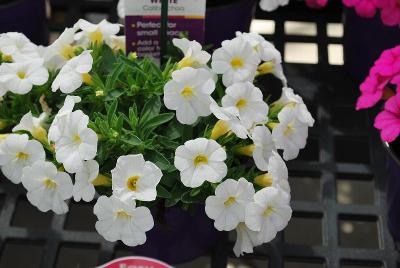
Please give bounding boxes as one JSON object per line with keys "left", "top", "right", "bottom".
{"left": 379, "top": 0, "right": 400, "bottom": 26}
{"left": 305, "top": 0, "right": 329, "bottom": 9}
{"left": 356, "top": 74, "right": 391, "bottom": 110}
{"left": 374, "top": 93, "right": 400, "bottom": 142}
{"left": 343, "top": 0, "right": 378, "bottom": 17}
{"left": 373, "top": 45, "right": 400, "bottom": 77}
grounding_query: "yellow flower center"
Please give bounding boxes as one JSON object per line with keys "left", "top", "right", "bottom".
{"left": 73, "top": 134, "right": 82, "bottom": 144}
{"left": 178, "top": 57, "right": 196, "bottom": 69}
{"left": 43, "top": 178, "right": 57, "bottom": 189}
{"left": 82, "top": 73, "right": 94, "bottom": 85}
{"left": 17, "top": 72, "right": 26, "bottom": 79}
{"left": 283, "top": 122, "right": 295, "bottom": 137}
{"left": 116, "top": 210, "right": 131, "bottom": 219}
{"left": 89, "top": 30, "right": 103, "bottom": 43}
{"left": 263, "top": 206, "right": 275, "bottom": 217}
{"left": 181, "top": 86, "right": 194, "bottom": 99}
{"left": 236, "top": 98, "right": 248, "bottom": 109}
{"left": 224, "top": 196, "right": 236, "bottom": 207}
{"left": 127, "top": 176, "right": 140, "bottom": 191}
{"left": 60, "top": 45, "right": 75, "bottom": 60}
{"left": 193, "top": 154, "right": 208, "bottom": 167}
{"left": 254, "top": 173, "right": 273, "bottom": 188}
{"left": 230, "top": 57, "right": 244, "bottom": 69}
{"left": 16, "top": 152, "right": 29, "bottom": 160}
{"left": 2, "top": 54, "right": 13, "bottom": 62}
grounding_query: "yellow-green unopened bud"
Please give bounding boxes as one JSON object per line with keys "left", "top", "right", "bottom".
{"left": 92, "top": 174, "right": 112, "bottom": 186}
{"left": 32, "top": 127, "right": 48, "bottom": 144}
{"left": 257, "top": 61, "right": 274, "bottom": 75}
{"left": 236, "top": 144, "right": 255, "bottom": 157}
{"left": 267, "top": 122, "right": 279, "bottom": 130}
{"left": 128, "top": 52, "right": 138, "bottom": 60}
{"left": 211, "top": 120, "right": 230, "bottom": 140}
{"left": 82, "top": 73, "right": 94, "bottom": 86}
{"left": 254, "top": 173, "right": 273, "bottom": 188}
{"left": 177, "top": 57, "right": 195, "bottom": 69}
{"left": 96, "top": 90, "right": 104, "bottom": 97}
{"left": 0, "top": 120, "right": 7, "bottom": 130}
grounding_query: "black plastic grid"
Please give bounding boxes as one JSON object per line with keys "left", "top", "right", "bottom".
{"left": 0, "top": 1, "right": 399, "bottom": 267}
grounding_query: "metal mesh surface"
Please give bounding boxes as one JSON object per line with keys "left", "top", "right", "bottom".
{"left": 0, "top": 1, "right": 399, "bottom": 267}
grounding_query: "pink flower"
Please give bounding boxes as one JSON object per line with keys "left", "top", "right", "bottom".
{"left": 379, "top": 0, "right": 400, "bottom": 26}
{"left": 305, "top": 0, "right": 328, "bottom": 9}
{"left": 343, "top": 0, "right": 378, "bottom": 17}
{"left": 374, "top": 93, "right": 400, "bottom": 142}
{"left": 356, "top": 74, "right": 390, "bottom": 110}
{"left": 373, "top": 45, "right": 400, "bottom": 77}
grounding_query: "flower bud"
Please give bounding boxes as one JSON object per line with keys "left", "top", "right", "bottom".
{"left": 254, "top": 173, "right": 273, "bottom": 188}
{"left": 235, "top": 144, "right": 255, "bottom": 157}
{"left": 211, "top": 120, "right": 230, "bottom": 140}
{"left": 92, "top": 174, "right": 112, "bottom": 186}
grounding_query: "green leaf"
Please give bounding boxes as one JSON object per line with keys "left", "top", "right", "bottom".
{"left": 190, "top": 187, "right": 202, "bottom": 197}
{"left": 107, "top": 100, "right": 118, "bottom": 125}
{"left": 147, "top": 150, "right": 171, "bottom": 170}
{"left": 121, "top": 135, "right": 142, "bottom": 146}
{"left": 140, "top": 96, "right": 161, "bottom": 123}
{"left": 157, "top": 185, "right": 171, "bottom": 198}
{"left": 105, "top": 62, "right": 124, "bottom": 91}
{"left": 143, "top": 113, "right": 174, "bottom": 133}
{"left": 104, "top": 88, "right": 125, "bottom": 101}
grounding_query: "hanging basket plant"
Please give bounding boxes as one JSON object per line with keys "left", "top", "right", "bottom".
{"left": 0, "top": 14, "right": 314, "bottom": 258}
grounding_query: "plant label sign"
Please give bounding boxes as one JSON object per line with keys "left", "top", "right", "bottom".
{"left": 98, "top": 256, "right": 172, "bottom": 268}
{"left": 124, "top": 0, "right": 206, "bottom": 59}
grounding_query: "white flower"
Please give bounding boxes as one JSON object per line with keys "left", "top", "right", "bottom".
{"left": 44, "top": 27, "right": 78, "bottom": 70}
{"left": 54, "top": 110, "right": 98, "bottom": 173}
{"left": 48, "top": 95, "right": 81, "bottom": 143}
{"left": 0, "top": 32, "right": 40, "bottom": 62}
{"left": 272, "top": 107, "right": 308, "bottom": 160}
{"left": 222, "top": 82, "right": 269, "bottom": 129}
{"left": 73, "top": 160, "right": 99, "bottom": 202}
{"left": 251, "top": 125, "right": 276, "bottom": 171}
{"left": 245, "top": 187, "right": 292, "bottom": 243}
{"left": 0, "top": 81, "right": 7, "bottom": 97}
{"left": 210, "top": 101, "right": 249, "bottom": 139}
{"left": 12, "top": 111, "right": 48, "bottom": 142}
{"left": 233, "top": 222, "right": 262, "bottom": 257}
{"left": 276, "top": 87, "right": 315, "bottom": 127}
{"left": 254, "top": 151, "right": 290, "bottom": 193}
{"left": 211, "top": 37, "right": 260, "bottom": 87}
{"left": 117, "top": 0, "right": 125, "bottom": 18}
{"left": 94, "top": 195, "right": 154, "bottom": 247}
{"left": 259, "top": 0, "right": 289, "bottom": 11}
{"left": 111, "top": 154, "right": 163, "bottom": 202}
{"left": 174, "top": 138, "right": 227, "bottom": 188}
{"left": 21, "top": 161, "right": 73, "bottom": 214}
{"left": 0, "top": 59, "right": 49, "bottom": 95}
{"left": 110, "top": 35, "right": 126, "bottom": 52}
{"left": 164, "top": 67, "right": 215, "bottom": 125}
{"left": 0, "top": 134, "right": 45, "bottom": 184}
{"left": 173, "top": 38, "right": 211, "bottom": 69}
{"left": 205, "top": 178, "right": 255, "bottom": 231}
{"left": 236, "top": 32, "right": 286, "bottom": 84}
{"left": 74, "top": 19, "right": 121, "bottom": 47}
{"left": 51, "top": 50, "right": 93, "bottom": 94}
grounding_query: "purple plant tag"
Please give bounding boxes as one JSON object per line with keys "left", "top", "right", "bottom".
{"left": 124, "top": 0, "right": 206, "bottom": 60}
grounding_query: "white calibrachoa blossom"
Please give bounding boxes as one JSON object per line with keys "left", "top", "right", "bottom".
{"left": 233, "top": 222, "right": 262, "bottom": 257}
{"left": 111, "top": 154, "right": 163, "bottom": 202}
{"left": 12, "top": 111, "right": 48, "bottom": 142}
{"left": 221, "top": 82, "right": 269, "bottom": 129}
{"left": 272, "top": 107, "right": 308, "bottom": 161}
{"left": 44, "top": 27, "right": 77, "bottom": 70}
{"left": 0, "top": 82, "right": 7, "bottom": 97}
{"left": 164, "top": 67, "right": 215, "bottom": 125}
{"left": 48, "top": 95, "right": 81, "bottom": 143}
{"left": 94, "top": 195, "right": 154, "bottom": 247}
{"left": 259, "top": 0, "right": 289, "bottom": 11}
{"left": 74, "top": 19, "right": 120, "bottom": 47}
{"left": 210, "top": 101, "right": 250, "bottom": 139}
{"left": 173, "top": 38, "right": 211, "bottom": 69}
{"left": 52, "top": 50, "right": 93, "bottom": 94}
{"left": 0, "top": 59, "right": 49, "bottom": 95}
{"left": 21, "top": 161, "right": 73, "bottom": 214}
{"left": 252, "top": 125, "right": 276, "bottom": 171}
{"left": 245, "top": 187, "right": 292, "bottom": 243}
{"left": 73, "top": 160, "right": 99, "bottom": 202}
{"left": 0, "top": 32, "right": 40, "bottom": 62}
{"left": 212, "top": 37, "right": 260, "bottom": 87}
{"left": 254, "top": 151, "right": 290, "bottom": 193}
{"left": 175, "top": 138, "right": 227, "bottom": 188}
{"left": 275, "top": 87, "right": 315, "bottom": 127}
{"left": 54, "top": 110, "right": 98, "bottom": 173}
{"left": 236, "top": 32, "right": 286, "bottom": 84}
{"left": 205, "top": 178, "right": 255, "bottom": 231}
{"left": 0, "top": 134, "right": 45, "bottom": 184}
